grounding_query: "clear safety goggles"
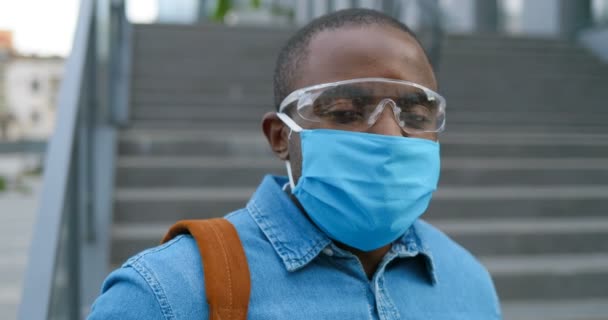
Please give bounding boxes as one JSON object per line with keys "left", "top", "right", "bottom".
{"left": 277, "top": 77, "right": 446, "bottom": 133}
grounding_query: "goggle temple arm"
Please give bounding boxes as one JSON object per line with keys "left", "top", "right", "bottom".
{"left": 276, "top": 112, "right": 304, "bottom": 136}
{"left": 276, "top": 112, "right": 301, "bottom": 190}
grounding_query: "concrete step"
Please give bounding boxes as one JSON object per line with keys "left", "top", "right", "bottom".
{"left": 502, "top": 298, "right": 608, "bottom": 320}
{"left": 132, "top": 56, "right": 606, "bottom": 77}
{"left": 129, "top": 80, "right": 608, "bottom": 109}
{"left": 115, "top": 156, "right": 608, "bottom": 188}
{"left": 119, "top": 129, "right": 608, "bottom": 141}
{"left": 439, "top": 53, "right": 607, "bottom": 69}
{"left": 131, "top": 54, "right": 607, "bottom": 80}
{"left": 114, "top": 188, "right": 250, "bottom": 225}
{"left": 129, "top": 103, "right": 608, "bottom": 119}
{"left": 132, "top": 78, "right": 273, "bottom": 93}
{"left": 427, "top": 197, "right": 608, "bottom": 219}
{"left": 133, "top": 43, "right": 281, "bottom": 58}
{"left": 130, "top": 98, "right": 608, "bottom": 117}
{"left": 124, "top": 120, "right": 608, "bottom": 134}
{"left": 443, "top": 34, "right": 579, "bottom": 48}
{"left": 441, "top": 46, "right": 593, "bottom": 57}
{"left": 116, "top": 158, "right": 282, "bottom": 188}
{"left": 132, "top": 62, "right": 275, "bottom": 79}
{"left": 134, "top": 63, "right": 606, "bottom": 83}
{"left": 434, "top": 217, "right": 608, "bottom": 256}
{"left": 438, "top": 72, "right": 608, "bottom": 89}
{"left": 118, "top": 129, "right": 608, "bottom": 158}
{"left": 114, "top": 186, "right": 608, "bottom": 204}
{"left": 118, "top": 129, "right": 273, "bottom": 157}
{"left": 113, "top": 190, "right": 608, "bottom": 224}
{"left": 135, "top": 33, "right": 579, "bottom": 56}
{"left": 110, "top": 217, "right": 608, "bottom": 261}
{"left": 131, "top": 99, "right": 608, "bottom": 117}
{"left": 131, "top": 93, "right": 272, "bottom": 107}
{"left": 129, "top": 92, "right": 606, "bottom": 113}
{"left": 130, "top": 88, "right": 607, "bottom": 110}
{"left": 129, "top": 94, "right": 608, "bottom": 115}
{"left": 131, "top": 64, "right": 606, "bottom": 82}
{"left": 481, "top": 253, "right": 608, "bottom": 301}
{"left": 133, "top": 23, "right": 291, "bottom": 49}
{"left": 133, "top": 54, "right": 606, "bottom": 73}
{"left": 130, "top": 106, "right": 608, "bottom": 127}
{"left": 440, "top": 83, "right": 608, "bottom": 105}
{"left": 134, "top": 25, "right": 584, "bottom": 55}
{"left": 113, "top": 184, "right": 608, "bottom": 223}
{"left": 442, "top": 96, "right": 607, "bottom": 112}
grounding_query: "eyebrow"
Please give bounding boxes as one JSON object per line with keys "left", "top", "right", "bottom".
{"left": 318, "top": 84, "right": 373, "bottom": 99}
{"left": 397, "top": 92, "right": 436, "bottom": 107}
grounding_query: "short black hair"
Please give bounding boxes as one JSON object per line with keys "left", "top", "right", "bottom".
{"left": 273, "top": 8, "right": 426, "bottom": 110}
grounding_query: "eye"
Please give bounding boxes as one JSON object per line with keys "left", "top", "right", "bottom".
{"left": 326, "top": 110, "right": 365, "bottom": 124}
{"left": 314, "top": 98, "right": 366, "bottom": 124}
{"left": 402, "top": 113, "right": 430, "bottom": 127}
{"left": 400, "top": 105, "right": 434, "bottom": 129}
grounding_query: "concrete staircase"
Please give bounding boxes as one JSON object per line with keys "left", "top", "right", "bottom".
{"left": 112, "top": 24, "right": 608, "bottom": 319}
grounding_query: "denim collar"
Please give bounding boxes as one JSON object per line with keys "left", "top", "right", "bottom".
{"left": 247, "top": 175, "right": 437, "bottom": 285}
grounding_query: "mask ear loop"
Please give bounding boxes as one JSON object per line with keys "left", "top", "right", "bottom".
{"left": 276, "top": 112, "right": 302, "bottom": 190}
{"left": 285, "top": 159, "right": 296, "bottom": 190}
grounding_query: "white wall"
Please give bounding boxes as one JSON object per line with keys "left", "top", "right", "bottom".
{"left": 521, "top": 0, "right": 559, "bottom": 36}
{"left": 580, "top": 27, "right": 608, "bottom": 62}
{"left": 157, "top": 0, "right": 198, "bottom": 24}
{"left": 440, "top": 0, "right": 476, "bottom": 33}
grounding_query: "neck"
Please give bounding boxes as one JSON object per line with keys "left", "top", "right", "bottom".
{"left": 335, "top": 242, "right": 391, "bottom": 279}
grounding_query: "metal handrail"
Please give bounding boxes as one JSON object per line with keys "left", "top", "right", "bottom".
{"left": 18, "top": 0, "right": 94, "bottom": 317}
{"left": 18, "top": 0, "right": 130, "bottom": 318}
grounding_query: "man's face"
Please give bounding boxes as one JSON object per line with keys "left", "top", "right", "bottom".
{"left": 283, "top": 24, "right": 439, "bottom": 184}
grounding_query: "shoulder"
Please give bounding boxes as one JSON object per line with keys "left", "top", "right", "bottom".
{"left": 414, "top": 220, "right": 501, "bottom": 313}
{"left": 89, "top": 209, "right": 262, "bottom": 319}
{"left": 415, "top": 219, "right": 490, "bottom": 276}
{"left": 89, "top": 234, "right": 207, "bottom": 319}
{"left": 125, "top": 233, "right": 204, "bottom": 293}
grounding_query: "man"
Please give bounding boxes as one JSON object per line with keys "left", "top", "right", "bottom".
{"left": 89, "top": 8, "right": 501, "bottom": 319}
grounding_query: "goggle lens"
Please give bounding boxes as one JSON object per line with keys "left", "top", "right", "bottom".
{"left": 281, "top": 79, "right": 445, "bottom": 133}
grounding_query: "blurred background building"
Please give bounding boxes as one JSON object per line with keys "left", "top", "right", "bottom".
{"left": 4, "top": 55, "right": 63, "bottom": 140}
{"left": 0, "top": 30, "right": 15, "bottom": 140}
{"left": 0, "top": 30, "right": 63, "bottom": 141}
{"left": 3, "top": 0, "right": 608, "bottom": 319}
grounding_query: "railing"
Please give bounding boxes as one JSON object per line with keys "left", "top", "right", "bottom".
{"left": 18, "top": 0, "right": 131, "bottom": 318}
{"left": 0, "top": 141, "right": 46, "bottom": 154}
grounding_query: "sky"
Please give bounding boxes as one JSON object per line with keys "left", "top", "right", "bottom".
{"left": 0, "top": 0, "right": 80, "bottom": 56}
{"left": 0, "top": 0, "right": 157, "bottom": 57}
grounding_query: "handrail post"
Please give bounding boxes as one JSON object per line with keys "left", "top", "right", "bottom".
{"left": 110, "top": 0, "right": 132, "bottom": 127}
{"left": 79, "top": 0, "right": 129, "bottom": 314}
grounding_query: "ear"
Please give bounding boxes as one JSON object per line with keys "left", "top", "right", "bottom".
{"left": 262, "top": 112, "right": 290, "bottom": 160}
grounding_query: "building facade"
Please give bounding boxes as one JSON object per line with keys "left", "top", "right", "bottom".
{"left": 3, "top": 56, "right": 63, "bottom": 141}
{"left": 0, "top": 30, "right": 15, "bottom": 140}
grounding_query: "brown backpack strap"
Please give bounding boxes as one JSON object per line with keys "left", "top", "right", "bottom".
{"left": 162, "top": 218, "right": 250, "bottom": 320}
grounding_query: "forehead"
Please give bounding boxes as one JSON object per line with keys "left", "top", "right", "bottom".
{"left": 294, "top": 24, "right": 436, "bottom": 92}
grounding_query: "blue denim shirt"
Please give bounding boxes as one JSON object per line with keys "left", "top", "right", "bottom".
{"left": 89, "top": 175, "right": 501, "bottom": 319}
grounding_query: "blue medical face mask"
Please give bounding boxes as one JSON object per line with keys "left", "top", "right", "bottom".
{"left": 277, "top": 113, "right": 441, "bottom": 252}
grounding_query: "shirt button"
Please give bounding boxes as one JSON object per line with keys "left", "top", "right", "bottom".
{"left": 393, "top": 244, "right": 405, "bottom": 252}
{"left": 322, "top": 247, "right": 334, "bottom": 256}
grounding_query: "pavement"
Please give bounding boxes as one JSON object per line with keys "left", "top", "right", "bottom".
{"left": 0, "top": 179, "right": 40, "bottom": 320}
